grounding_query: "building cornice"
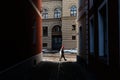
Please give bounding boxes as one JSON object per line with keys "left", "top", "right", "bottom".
{"left": 42, "top": 16, "right": 77, "bottom": 22}
{"left": 62, "top": 16, "right": 77, "bottom": 20}
{"left": 42, "top": 0, "right": 62, "bottom": 2}
{"left": 42, "top": 18, "right": 61, "bottom": 22}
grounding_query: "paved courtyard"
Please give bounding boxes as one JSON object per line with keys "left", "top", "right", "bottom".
{"left": 42, "top": 53, "right": 77, "bottom": 62}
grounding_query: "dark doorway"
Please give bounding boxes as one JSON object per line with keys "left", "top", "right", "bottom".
{"left": 52, "top": 25, "right": 62, "bottom": 50}
{"left": 52, "top": 35, "right": 62, "bottom": 50}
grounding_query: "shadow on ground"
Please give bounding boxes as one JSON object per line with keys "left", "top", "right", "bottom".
{"left": 1, "top": 61, "right": 119, "bottom": 80}
{"left": 25, "top": 61, "right": 96, "bottom": 80}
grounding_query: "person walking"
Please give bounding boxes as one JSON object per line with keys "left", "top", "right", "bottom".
{"left": 59, "top": 45, "right": 67, "bottom": 61}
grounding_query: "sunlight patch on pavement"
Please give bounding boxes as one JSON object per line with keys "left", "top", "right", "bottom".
{"left": 42, "top": 53, "right": 76, "bottom": 62}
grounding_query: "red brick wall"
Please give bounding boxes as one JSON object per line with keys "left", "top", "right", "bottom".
{"left": 0, "top": 0, "right": 42, "bottom": 71}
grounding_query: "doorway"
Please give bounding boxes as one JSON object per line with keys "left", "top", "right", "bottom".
{"left": 52, "top": 25, "right": 62, "bottom": 50}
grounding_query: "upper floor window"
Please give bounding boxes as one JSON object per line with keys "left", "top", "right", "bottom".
{"left": 42, "top": 9, "right": 48, "bottom": 19}
{"left": 72, "top": 25, "right": 76, "bottom": 30}
{"left": 54, "top": 8, "right": 61, "bottom": 18}
{"left": 70, "top": 6, "right": 77, "bottom": 16}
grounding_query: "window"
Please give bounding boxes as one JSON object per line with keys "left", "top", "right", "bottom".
{"left": 54, "top": 27, "right": 60, "bottom": 32}
{"left": 42, "top": 9, "right": 48, "bottom": 19}
{"left": 70, "top": 6, "right": 77, "bottom": 16}
{"left": 43, "top": 43, "right": 47, "bottom": 47}
{"left": 43, "top": 27, "right": 48, "bottom": 37}
{"left": 54, "top": 8, "right": 61, "bottom": 18}
{"left": 52, "top": 26, "right": 61, "bottom": 32}
{"left": 72, "top": 25, "right": 76, "bottom": 30}
{"left": 72, "top": 36, "right": 76, "bottom": 40}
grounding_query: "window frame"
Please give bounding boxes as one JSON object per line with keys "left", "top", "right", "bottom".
{"left": 72, "top": 25, "right": 76, "bottom": 30}
{"left": 72, "top": 36, "right": 76, "bottom": 40}
{"left": 54, "top": 8, "right": 61, "bottom": 18}
{"left": 42, "top": 9, "right": 48, "bottom": 19}
{"left": 43, "top": 26, "right": 48, "bottom": 37}
{"left": 70, "top": 5, "right": 77, "bottom": 16}
{"left": 43, "top": 43, "right": 48, "bottom": 47}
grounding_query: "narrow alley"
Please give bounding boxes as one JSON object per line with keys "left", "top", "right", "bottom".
{"left": 0, "top": 53, "right": 94, "bottom": 80}
{"left": 0, "top": 0, "right": 120, "bottom": 80}
{"left": 0, "top": 53, "right": 118, "bottom": 80}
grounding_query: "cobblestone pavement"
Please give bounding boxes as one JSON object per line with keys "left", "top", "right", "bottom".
{"left": 42, "top": 53, "right": 77, "bottom": 62}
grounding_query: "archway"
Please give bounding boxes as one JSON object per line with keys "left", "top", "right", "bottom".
{"left": 52, "top": 25, "right": 62, "bottom": 50}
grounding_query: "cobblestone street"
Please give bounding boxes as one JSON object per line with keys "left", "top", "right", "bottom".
{"left": 42, "top": 53, "right": 77, "bottom": 62}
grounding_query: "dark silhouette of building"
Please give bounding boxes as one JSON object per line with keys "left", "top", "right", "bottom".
{"left": 77, "top": 0, "right": 120, "bottom": 78}
{"left": 0, "top": 0, "right": 42, "bottom": 74}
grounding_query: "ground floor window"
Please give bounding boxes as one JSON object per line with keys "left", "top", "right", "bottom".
{"left": 72, "top": 36, "right": 76, "bottom": 40}
{"left": 43, "top": 27, "right": 48, "bottom": 37}
{"left": 43, "top": 43, "right": 48, "bottom": 47}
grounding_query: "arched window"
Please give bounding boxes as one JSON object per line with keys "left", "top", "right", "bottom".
{"left": 52, "top": 25, "right": 61, "bottom": 32}
{"left": 42, "top": 9, "right": 48, "bottom": 19}
{"left": 70, "top": 5, "right": 77, "bottom": 16}
{"left": 54, "top": 27, "right": 60, "bottom": 32}
{"left": 54, "top": 8, "right": 61, "bottom": 18}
